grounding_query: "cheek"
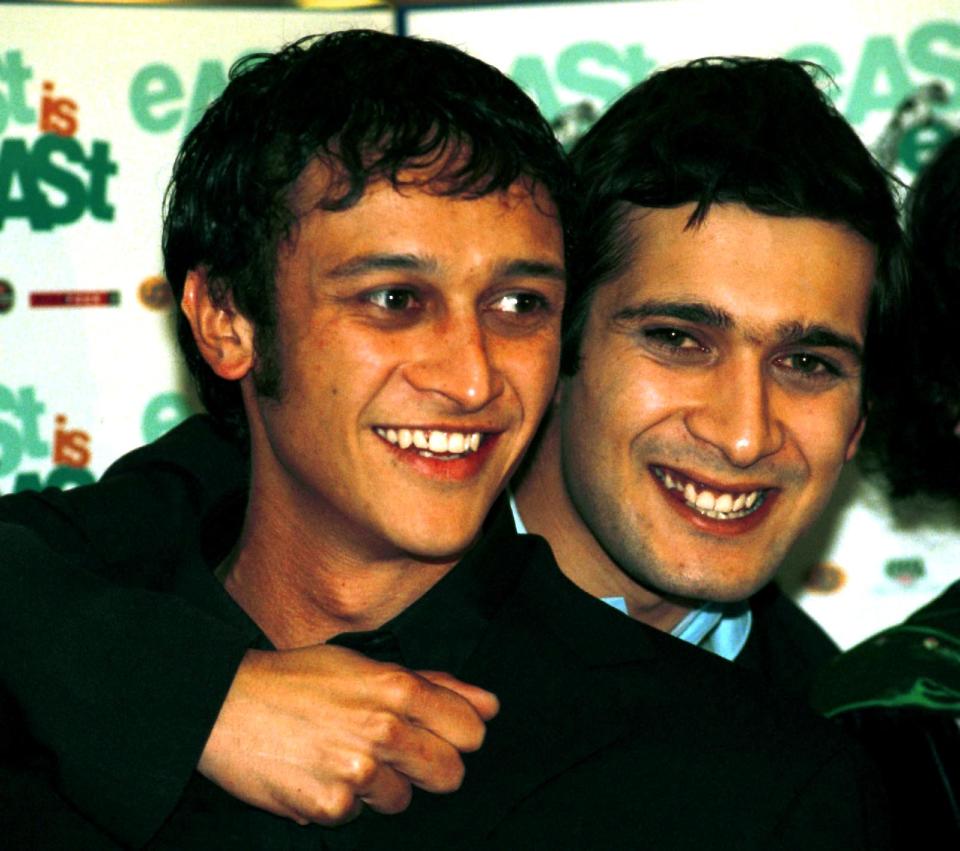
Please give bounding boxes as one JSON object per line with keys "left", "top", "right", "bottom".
{"left": 506, "top": 336, "right": 561, "bottom": 417}
{"left": 794, "top": 400, "right": 863, "bottom": 472}
{"left": 585, "top": 358, "right": 678, "bottom": 428}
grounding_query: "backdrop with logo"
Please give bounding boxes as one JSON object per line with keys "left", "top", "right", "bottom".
{"left": 2, "top": 0, "right": 958, "bottom": 646}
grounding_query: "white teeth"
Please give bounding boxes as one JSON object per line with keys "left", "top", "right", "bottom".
{"left": 375, "top": 427, "right": 484, "bottom": 457}
{"left": 695, "top": 490, "right": 715, "bottom": 511}
{"left": 653, "top": 467, "right": 765, "bottom": 521}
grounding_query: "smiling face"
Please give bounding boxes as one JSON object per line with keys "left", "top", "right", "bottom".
{"left": 556, "top": 203, "right": 873, "bottom": 604}
{"left": 236, "top": 167, "right": 565, "bottom": 564}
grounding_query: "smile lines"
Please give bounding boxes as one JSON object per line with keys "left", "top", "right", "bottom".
{"left": 375, "top": 427, "right": 483, "bottom": 458}
{"left": 653, "top": 466, "right": 767, "bottom": 520}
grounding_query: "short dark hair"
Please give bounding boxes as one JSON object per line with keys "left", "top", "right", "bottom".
{"left": 562, "top": 57, "right": 905, "bottom": 412}
{"left": 858, "top": 135, "right": 960, "bottom": 500}
{"left": 163, "top": 29, "right": 573, "bottom": 442}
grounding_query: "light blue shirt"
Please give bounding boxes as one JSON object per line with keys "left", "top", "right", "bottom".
{"left": 509, "top": 492, "right": 753, "bottom": 662}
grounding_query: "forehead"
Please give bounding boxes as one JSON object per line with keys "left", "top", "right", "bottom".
{"left": 282, "top": 160, "right": 564, "bottom": 274}
{"left": 593, "top": 203, "right": 876, "bottom": 341}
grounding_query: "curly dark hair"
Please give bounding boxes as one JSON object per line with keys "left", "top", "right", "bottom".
{"left": 162, "top": 29, "right": 574, "bottom": 443}
{"left": 857, "top": 135, "right": 960, "bottom": 500}
{"left": 562, "top": 57, "right": 906, "bottom": 417}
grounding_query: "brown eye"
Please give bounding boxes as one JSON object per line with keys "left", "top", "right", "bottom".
{"left": 643, "top": 328, "right": 704, "bottom": 350}
{"left": 493, "top": 292, "right": 549, "bottom": 314}
{"left": 367, "top": 288, "right": 418, "bottom": 311}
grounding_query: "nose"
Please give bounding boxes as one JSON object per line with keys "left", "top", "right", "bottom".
{"left": 401, "top": 314, "right": 505, "bottom": 411}
{"left": 684, "top": 357, "right": 784, "bottom": 468}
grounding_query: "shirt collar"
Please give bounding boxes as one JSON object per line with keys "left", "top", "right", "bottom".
{"left": 187, "top": 494, "right": 524, "bottom": 673}
{"left": 332, "top": 499, "right": 524, "bottom": 672}
{"left": 508, "top": 489, "right": 752, "bottom": 662}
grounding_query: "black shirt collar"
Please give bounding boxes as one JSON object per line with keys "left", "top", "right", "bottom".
{"left": 179, "top": 493, "right": 525, "bottom": 673}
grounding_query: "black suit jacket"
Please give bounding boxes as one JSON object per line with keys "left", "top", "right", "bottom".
{"left": 362, "top": 526, "right": 889, "bottom": 849}
{"left": 2, "top": 504, "right": 889, "bottom": 849}
{"left": 0, "top": 416, "right": 873, "bottom": 847}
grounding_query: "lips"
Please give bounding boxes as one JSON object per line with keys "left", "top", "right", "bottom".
{"left": 375, "top": 427, "right": 484, "bottom": 458}
{"left": 373, "top": 426, "right": 499, "bottom": 482}
{"left": 652, "top": 465, "right": 770, "bottom": 521}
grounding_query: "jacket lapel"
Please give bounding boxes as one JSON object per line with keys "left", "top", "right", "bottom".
{"left": 410, "top": 534, "right": 662, "bottom": 843}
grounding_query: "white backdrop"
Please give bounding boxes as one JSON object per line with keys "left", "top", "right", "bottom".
{"left": 2, "top": 0, "right": 957, "bottom": 646}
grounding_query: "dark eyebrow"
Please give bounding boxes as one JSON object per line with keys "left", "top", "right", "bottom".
{"left": 776, "top": 322, "right": 863, "bottom": 363}
{"left": 496, "top": 259, "right": 566, "bottom": 283}
{"left": 327, "top": 253, "right": 439, "bottom": 278}
{"left": 613, "top": 300, "right": 864, "bottom": 362}
{"left": 613, "top": 300, "right": 732, "bottom": 328}
{"left": 326, "top": 254, "right": 565, "bottom": 283}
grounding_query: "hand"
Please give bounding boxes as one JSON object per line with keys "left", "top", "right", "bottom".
{"left": 197, "top": 645, "right": 498, "bottom": 825}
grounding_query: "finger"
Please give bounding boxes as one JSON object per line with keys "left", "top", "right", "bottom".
{"left": 358, "top": 765, "right": 415, "bottom": 815}
{"left": 281, "top": 781, "right": 364, "bottom": 827}
{"left": 371, "top": 718, "right": 468, "bottom": 794}
{"left": 374, "top": 669, "right": 490, "bottom": 753}
{"left": 417, "top": 670, "right": 500, "bottom": 721}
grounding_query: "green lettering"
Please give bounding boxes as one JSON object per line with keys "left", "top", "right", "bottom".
{"left": 0, "top": 418, "right": 21, "bottom": 477}
{"left": 11, "top": 471, "right": 43, "bottom": 493}
{"left": 557, "top": 42, "right": 626, "bottom": 109}
{"left": 0, "top": 138, "right": 46, "bottom": 231}
{"left": 0, "top": 50, "right": 36, "bottom": 132}
{"left": 846, "top": 36, "right": 913, "bottom": 125}
{"left": 46, "top": 465, "right": 95, "bottom": 491}
{"left": 15, "top": 386, "right": 47, "bottom": 458}
{"left": 907, "top": 22, "right": 960, "bottom": 109}
{"left": 129, "top": 63, "right": 184, "bottom": 133}
{"left": 899, "top": 120, "right": 953, "bottom": 174}
{"left": 784, "top": 43, "right": 844, "bottom": 81}
{"left": 622, "top": 45, "right": 656, "bottom": 85}
{"left": 85, "top": 141, "right": 118, "bottom": 221}
{"left": 142, "top": 391, "right": 192, "bottom": 443}
{"left": 184, "top": 61, "right": 228, "bottom": 134}
{"left": 510, "top": 55, "right": 561, "bottom": 121}
{"left": 31, "top": 135, "right": 88, "bottom": 229}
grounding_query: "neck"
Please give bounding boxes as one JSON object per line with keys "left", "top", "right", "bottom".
{"left": 514, "top": 411, "right": 691, "bottom": 633}
{"left": 222, "top": 469, "right": 455, "bottom": 650}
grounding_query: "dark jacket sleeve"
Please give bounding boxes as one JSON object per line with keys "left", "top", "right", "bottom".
{"left": 767, "top": 738, "right": 894, "bottom": 851}
{"left": 0, "top": 415, "right": 251, "bottom": 846}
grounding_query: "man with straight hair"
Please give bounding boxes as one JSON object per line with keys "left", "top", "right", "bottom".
{"left": 514, "top": 56, "right": 904, "bottom": 691}
{"left": 1, "top": 42, "right": 894, "bottom": 848}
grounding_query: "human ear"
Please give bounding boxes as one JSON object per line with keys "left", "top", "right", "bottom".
{"left": 844, "top": 414, "right": 867, "bottom": 462}
{"left": 181, "top": 268, "right": 255, "bottom": 381}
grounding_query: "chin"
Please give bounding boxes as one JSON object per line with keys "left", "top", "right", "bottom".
{"left": 650, "top": 568, "right": 770, "bottom": 606}
{"left": 395, "top": 532, "right": 478, "bottom": 562}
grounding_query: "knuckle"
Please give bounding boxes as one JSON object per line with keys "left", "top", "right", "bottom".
{"left": 301, "top": 784, "right": 359, "bottom": 826}
{"left": 367, "top": 710, "right": 405, "bottom": 747}
{"left": 380, "top": 669, "right": 421, "bottom": 708}
{"left": 343, "top": 753, "right": 379, "bottom": 788}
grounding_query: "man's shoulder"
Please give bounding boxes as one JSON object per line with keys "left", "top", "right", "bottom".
{"left": 738, "top": 580, "right": 840, "bottom": 693}
{"left": 386, "top": 549, "right": 886, "bottom": 848}
{"left": 103, "top": 414, "right": 246, "bottom": 484}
